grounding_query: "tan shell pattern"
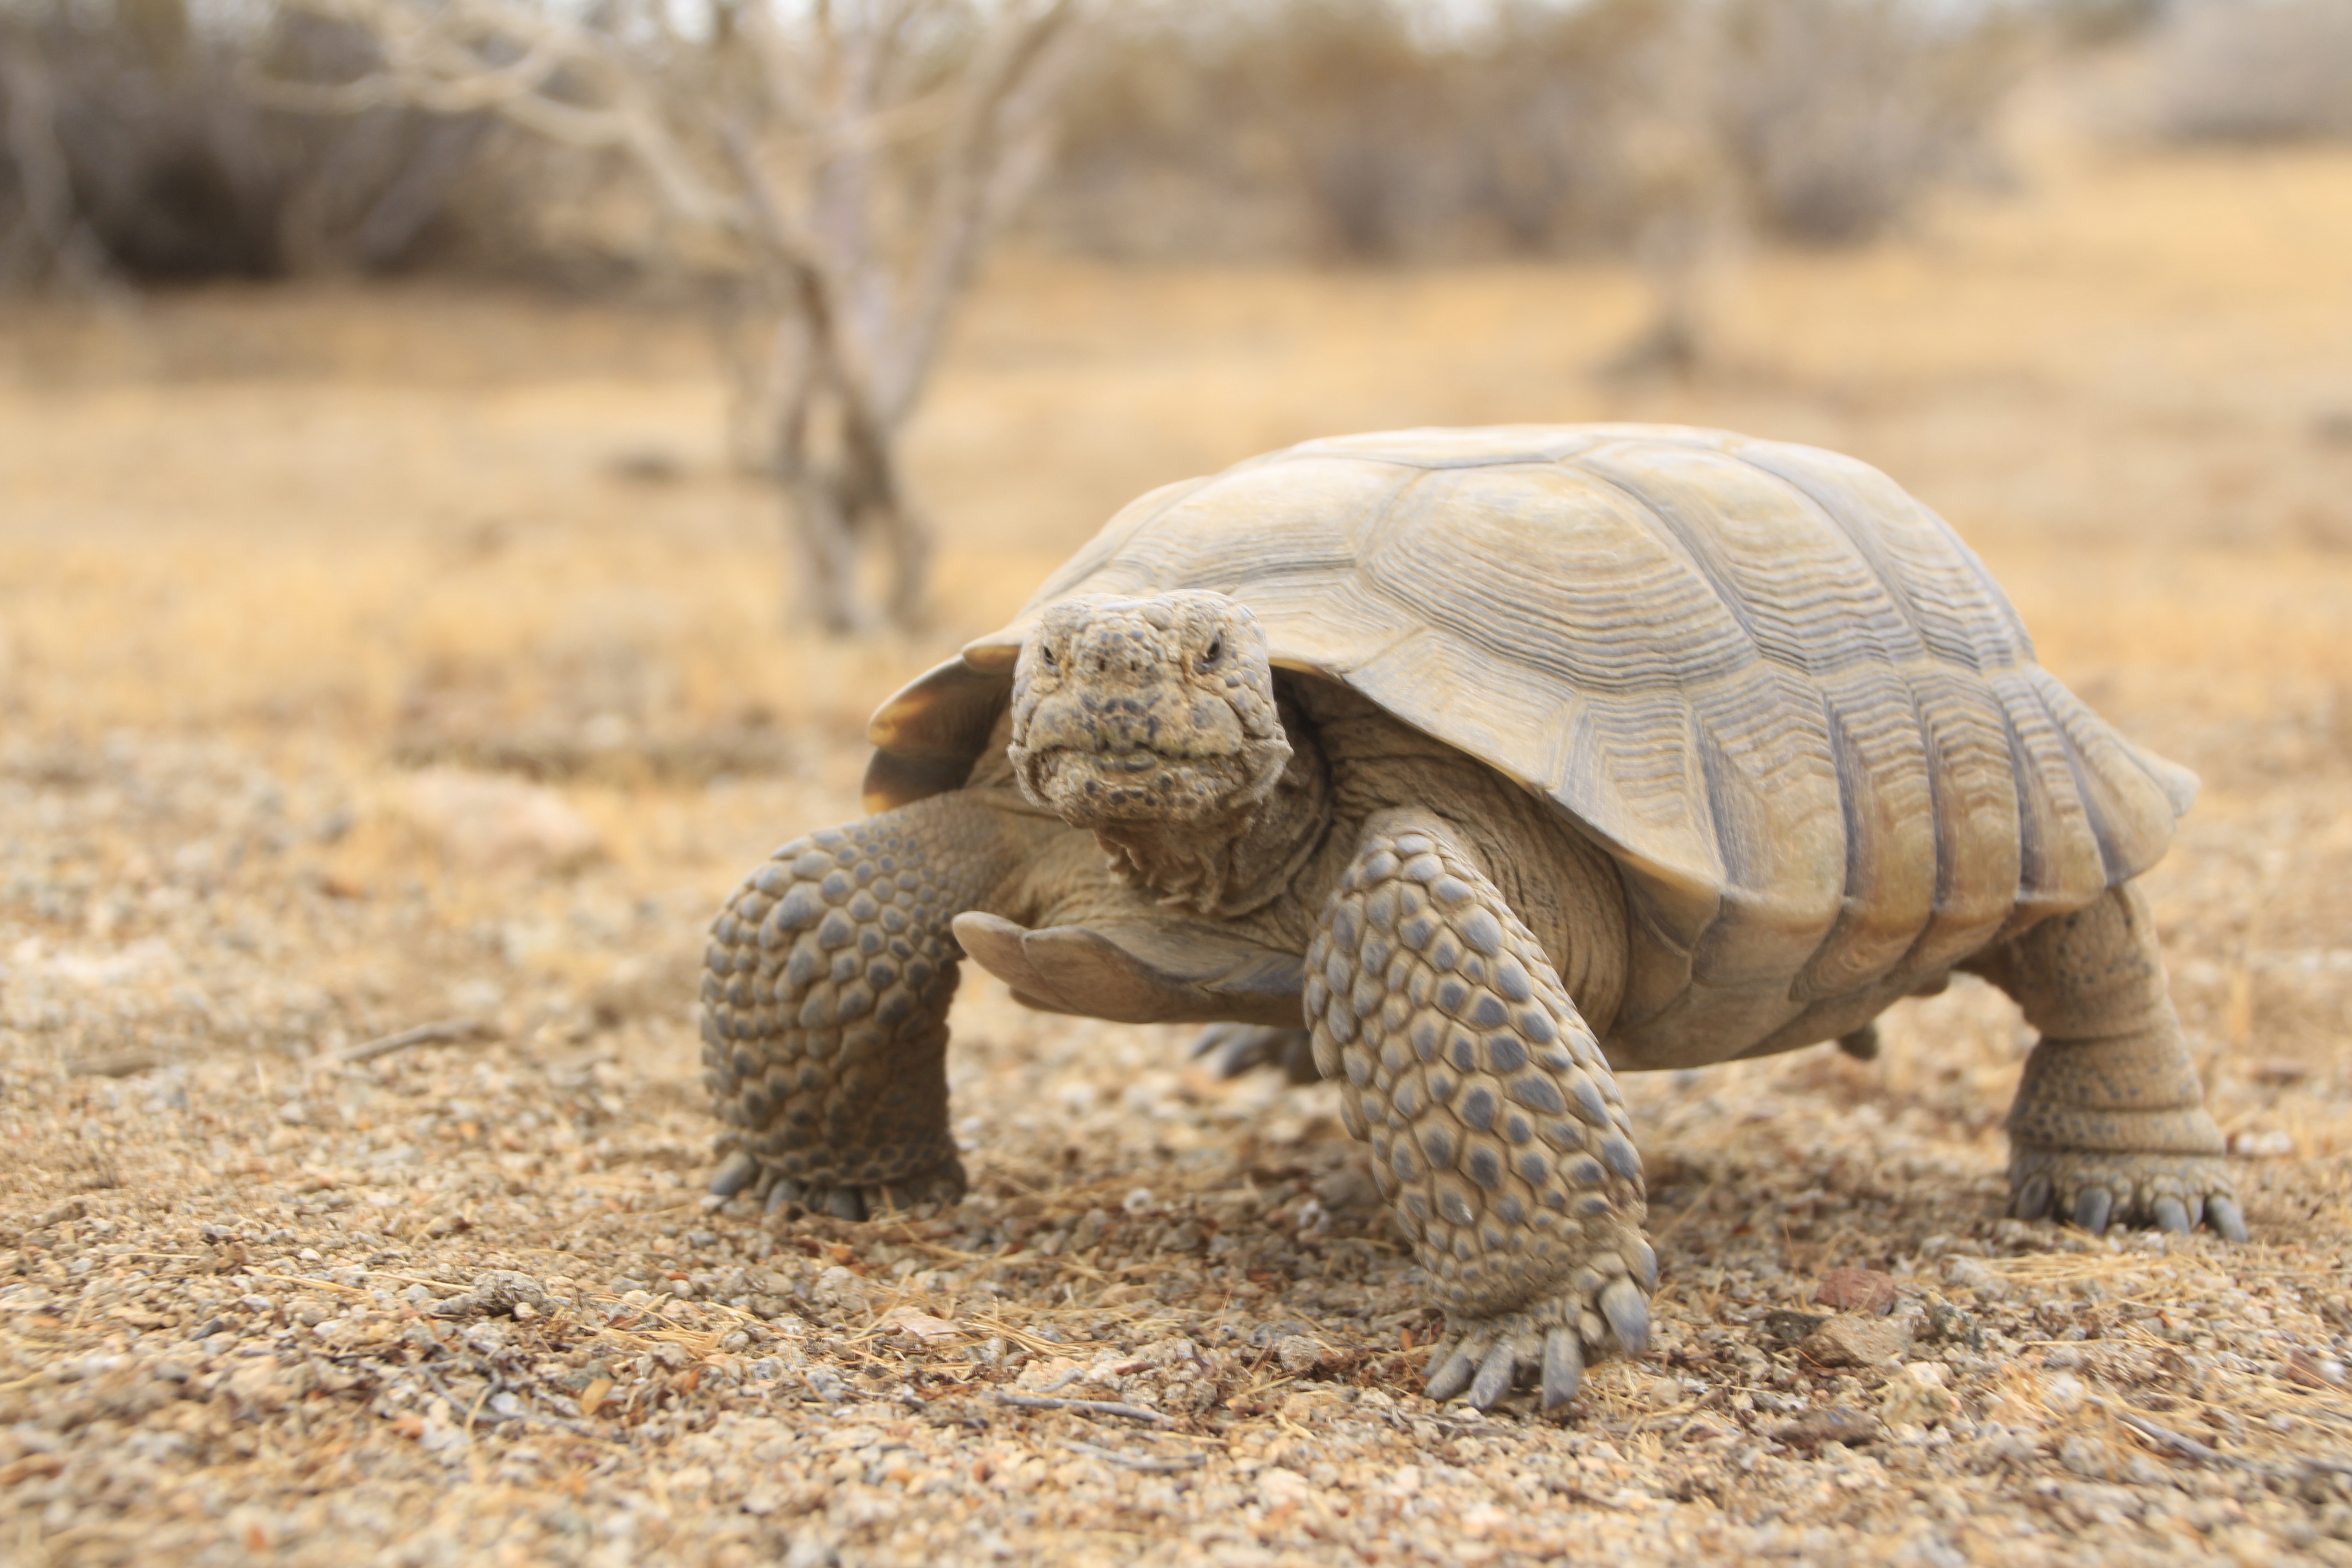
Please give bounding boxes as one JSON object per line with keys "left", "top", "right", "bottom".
{"left": 867, "top": 426, "right": 2196, "bottom": 1062}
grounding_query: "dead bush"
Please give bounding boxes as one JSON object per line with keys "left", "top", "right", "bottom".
{"left": 0, "top": 0, "right": 581, "bottom": 289}
{"left": 2147, "top": 0, "right": 2352, "bottom": 144}
{"left": 1715, "top": 0, "right": 2026, "bottom": 246}
{"left": 1033, "top": 0, "right": 1672, "bottom": 262}
{"left": 1030, "top": 0, "right": 2027, "bottom": 262}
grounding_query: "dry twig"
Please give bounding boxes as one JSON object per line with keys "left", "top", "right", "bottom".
{"left": 340, "top": 1017, "right": 497, "bottom": 1063}
{"left": 1064, "top": 1439, "right": 1203, "bottom": 1473}
{"left": 995, "top": 1391, "right": 1171, "bottom": 1426}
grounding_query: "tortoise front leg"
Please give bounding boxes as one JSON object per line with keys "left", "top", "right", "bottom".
{"left": 701, "top": 793, "right": 1024, "bottom": 1219}
{"left": 1309, "top": 808, "right": 1653, "bottom": 1412}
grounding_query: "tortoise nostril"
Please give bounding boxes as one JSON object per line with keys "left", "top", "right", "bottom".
{"left": 1075, "top": 624, "right": 1172, "bottom": 678}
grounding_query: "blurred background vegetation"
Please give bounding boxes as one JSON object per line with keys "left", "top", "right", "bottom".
{"left": 9, "top": 0, "right": 2351, "bottom": 289}
{"left": 4, "top": 0, "right": 2350, "bottom": 627}
{"left": 8, "top": 16, "right": 2352, "bottom": 1565}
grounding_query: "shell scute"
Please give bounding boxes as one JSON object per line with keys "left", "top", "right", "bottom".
{"left": 1364, "top": 463, "right": 1752, "bottom": 695}
{"left": 1738, "top": 440, "right": 2033, "bottom": 676}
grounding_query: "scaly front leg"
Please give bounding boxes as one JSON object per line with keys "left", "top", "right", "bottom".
{"left": 1309, "top": 809, "right": 1653, "bottom": 1413}
{"left": 701, "top": 793, "right": 1023, "bottom": 1219}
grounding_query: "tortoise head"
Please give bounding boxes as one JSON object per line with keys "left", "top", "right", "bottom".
{"left": 1007, "top": 591, "right": 1291, "bottom": 832}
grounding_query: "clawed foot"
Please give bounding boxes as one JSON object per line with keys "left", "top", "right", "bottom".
{"left": 2009, "top": 1148, "right": 2245, "bottom": 1242}
{"left": 1424, "top": 1253, "right": 1656, "bottom": 1414}
{"left": 707, "top": 1148, "right": 968, "bottom": 1222}
{"left": 1191, "top": 1023, "right": 1320, "bottom": 1084}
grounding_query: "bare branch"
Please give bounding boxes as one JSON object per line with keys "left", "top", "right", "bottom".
{"left": 341, "top": 1017, "right": 500, "bottom": 1064}
{"left": 876, "top": 0, "right": 1079, "bottom": 421}
{"left": 259, "top": 0, "right": 745, "bottom": 230}
{"left": 995, "top": 1391, "right": 1174, "bottom": 1426}
{"left": 260, "top": 0, "right": 1091, "bottom": 631}
{"left": 713, "top": 115, "right": 835, "bottom": 295}
{"left": 0, "top": 22, "right": 116, "bottom": 292}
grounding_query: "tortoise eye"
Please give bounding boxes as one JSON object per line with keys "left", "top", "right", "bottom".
{"left": 1200, "top": 636, "right": 1224, "bottom": 668}
{"left": 1038, "top": 643, "right": 1060, "bottom": 670}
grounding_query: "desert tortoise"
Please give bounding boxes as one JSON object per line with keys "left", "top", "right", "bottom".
{"left": 701, "top": 424, "right": 2243, "bottom": 1412}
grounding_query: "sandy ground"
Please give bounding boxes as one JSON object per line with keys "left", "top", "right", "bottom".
{"left": 2, "top": 132, "right": 2351, "bottom": 1567}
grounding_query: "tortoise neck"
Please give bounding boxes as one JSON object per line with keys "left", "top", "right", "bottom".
{"left": 1092, "top": 701, "right": 1331, "bottom": 918}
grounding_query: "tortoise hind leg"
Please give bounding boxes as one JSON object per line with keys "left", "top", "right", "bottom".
{"left": 1835, "top": 1022, "right": 1880, "bottom": 1061}
{"left": 1310, "top": 808, "right": 1652, "bottom": 1412}
{"left": 702, "top": 793, "right": 1024, "bottom": 1219}
{"left": 1192, "top": 1024, "right": 1319, "bottom": 1084}
{"left": 1971, "top": 881, "right": 2244, "bottom": 1241}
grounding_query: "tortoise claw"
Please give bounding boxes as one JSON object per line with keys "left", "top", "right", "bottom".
{"left": 2073, "top": 1186, "right": 2113, "bottom": 1236}
{"left": 1421, "top": 1250, "right": 1655, "bottom": 1410}
{"left": 2010, "top": 1150, "right": 2241, "bottom": 1242}
{"left": 739, "top": 1154, "right": 967, "bottom": 1225}
{"left": 708, "top": 1149, "right": 759, "bottom": 1199}
{"left": 1425, "top": 1345, "right": 1479, "bottom": 1403}
{"left": 2014, "top": 1173, "right": 2053, "bottom": 1222}
{"left": 1431, "top": 1322, "right": 1593, "bottom": 1412}
{"left": 1469, "top": 1342, "right": 1518, "bottom": 1409}
{"left": 1600, "top": 1277, "right": 1652, "bottom": 1356}
{"left": 760, "top": 1179, "right": 870, "bottom": 1221}
{"left": 1630, "top": 1238, "right": 1659, "bottom": 1292}
{"left": 1541, "top": 1327, "right": 1585, "bottom": 1412}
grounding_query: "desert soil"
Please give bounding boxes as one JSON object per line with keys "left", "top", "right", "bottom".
{"left": 2, "top": 132, "right": 2351, "bottom": 1567}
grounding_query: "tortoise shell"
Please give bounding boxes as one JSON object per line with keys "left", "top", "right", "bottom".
{"left": 864, "top": 426, "right": 2195, "bottom": 1062}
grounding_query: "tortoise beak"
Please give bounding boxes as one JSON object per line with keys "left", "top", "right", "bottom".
{"left": 1010, "top": 693, "right": 1259, "bottom": 825}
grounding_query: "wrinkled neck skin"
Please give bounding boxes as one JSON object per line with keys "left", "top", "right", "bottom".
{"left": 1090, "top": 694, "right": 1332, "bottom": 918}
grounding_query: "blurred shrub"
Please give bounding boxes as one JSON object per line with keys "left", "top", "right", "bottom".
{"left": 2147, "top": 0, "right": 2352, "bottom": 143}
{"left": 0, "top": 0, "right": 586, "bottom": 289}
{"left": 1716, "top": 0, "right": 2025, "bottom": 245}
{"left": 2, "top": 0, "right": 2045, "bottom": 289}
{"left": 1033, "top": 0, "right": 1651, "bottom": 261}
{"left": 1031, "top": 0, "right": 2029, "bottom": 261}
